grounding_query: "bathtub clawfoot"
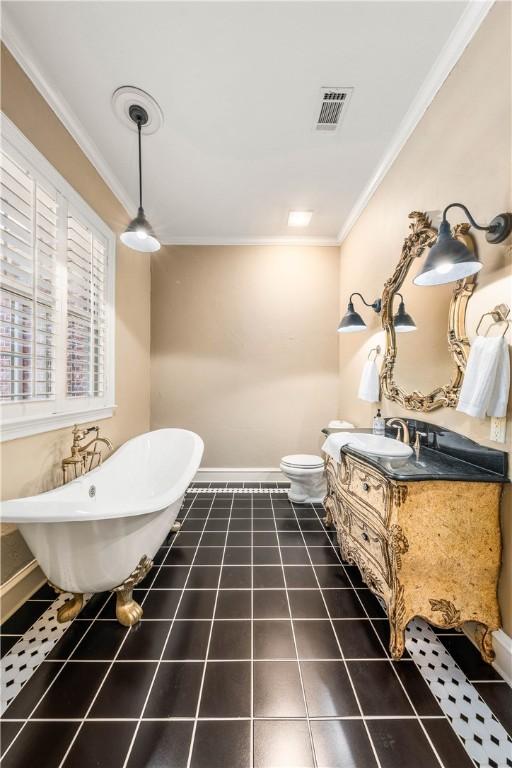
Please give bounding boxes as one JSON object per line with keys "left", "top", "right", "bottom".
{"left": 48, "top": 581, "right": 85, "bottom": 623}
{"left": 115, "top": 588, "right": 143, "bottom": 627}
{"left": 57, "top": 593, "right": 84, "bottom": 623}
{"left": 111, "top": 554, "right": 153, "bottom": 627}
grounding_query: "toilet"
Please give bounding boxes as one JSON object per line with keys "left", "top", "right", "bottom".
{"left": 279, "top": 454, "right": 327, "bottom": 504}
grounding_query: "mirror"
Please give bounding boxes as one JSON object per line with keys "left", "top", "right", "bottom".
{"left": 381, "top": 211, "right": 476, "bottom": 411}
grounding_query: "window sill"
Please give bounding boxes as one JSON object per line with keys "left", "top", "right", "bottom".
{"left": 0, "top": 405, "right": 117, "bottom": 443}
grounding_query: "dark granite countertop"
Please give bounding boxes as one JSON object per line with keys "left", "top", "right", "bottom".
{"left": 321, "top": 425, "right": 508, "bottom": 483}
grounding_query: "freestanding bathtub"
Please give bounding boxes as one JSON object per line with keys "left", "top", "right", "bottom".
{"left": 1, "top": 428, "right": 204, "bottom": 625}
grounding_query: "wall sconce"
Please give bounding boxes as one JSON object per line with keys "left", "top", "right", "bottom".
{"left": 414, "top": 203, "right": 512, "bottom": 287}
{"left": 393, "top": 293, "right": 416, "bottom": 332}
{"left": 337, "top": 293, "right": 381, "bottom": 333}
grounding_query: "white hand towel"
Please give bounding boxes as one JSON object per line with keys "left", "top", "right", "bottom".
{"left": 321, "top": 432, "right": 353, "bottom": 464}
{"left": 358, "top": 359, "right": 380, "bottom": 403}
{"left": 457, "top": 335, "right": 510, "bottom": 419}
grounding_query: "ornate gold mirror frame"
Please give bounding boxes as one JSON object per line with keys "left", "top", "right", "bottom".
{"left": 380, "top": 211, "right": 476, "bottom": 412}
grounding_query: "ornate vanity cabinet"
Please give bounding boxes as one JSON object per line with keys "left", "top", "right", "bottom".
{"left": 323, "top": 422, "right": 507, "bottom": 662}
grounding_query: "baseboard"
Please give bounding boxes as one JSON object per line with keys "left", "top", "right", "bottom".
{"left": 490, "top": 629, "right": 512, "bottom": 686}
{"left": 195, "top": 468, "right": 286, "bottom": 482}
{"left": 463, "top": 624, "right": 512, "bottom": 687}
{"left": 0, "top": 560, "right": 46, "bottom": 623}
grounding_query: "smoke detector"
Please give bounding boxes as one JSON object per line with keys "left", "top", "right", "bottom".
{"left": 112, "top": 86, "right": 164, "bottom": 134}
{"left": 314, "top": 87, "right": 353, "bottom": 132}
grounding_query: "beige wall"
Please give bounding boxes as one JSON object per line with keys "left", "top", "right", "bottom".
{"left": 0, "top": 47, "right": 151, "bottom": 583}
{"left": 151, "top": 245, "right": 339, "bottom": 466}
{"left": 337, "top": 3, "right": 512, "bottom": 632}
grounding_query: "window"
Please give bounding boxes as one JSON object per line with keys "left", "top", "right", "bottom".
{"left": 0, "top": 116, "right": 115, "bottom": 441}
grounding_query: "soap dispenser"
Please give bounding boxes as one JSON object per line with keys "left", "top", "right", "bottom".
{"left": 373, "top": 409, "right": 385, "bottom": 435}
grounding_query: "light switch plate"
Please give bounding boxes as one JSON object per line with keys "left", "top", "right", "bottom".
{"left": 490, "top": 416, "right": 507, "bottom": 444}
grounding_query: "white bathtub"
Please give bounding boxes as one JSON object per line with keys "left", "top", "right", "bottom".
{"left": 2, "top": 429, "right": 204, "bottom": 596}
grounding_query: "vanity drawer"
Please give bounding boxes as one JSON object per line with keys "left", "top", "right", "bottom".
{"left": 344, "top": 458, "right": 389, "bottom": 523}
{"left": 348, "top": 509, "right": 390, "bottom": 585}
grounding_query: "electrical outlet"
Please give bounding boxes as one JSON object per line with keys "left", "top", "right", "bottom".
{"left": 490, "top": 416, "right": 507, "bottom": 444}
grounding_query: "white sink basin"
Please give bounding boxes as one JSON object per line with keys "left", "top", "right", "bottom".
{"left": 347, "top": 433, "right": 413, "bottom": 460}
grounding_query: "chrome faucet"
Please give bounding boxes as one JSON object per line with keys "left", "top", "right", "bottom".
{"left": 387, "top": 418, "right": 410, "bottom": 445}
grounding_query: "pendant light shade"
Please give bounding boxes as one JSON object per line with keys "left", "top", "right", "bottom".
{"left": 413, "top": 219, "right": 480, "bottom": 286}
{"left": 393, "top": 295, "right": 416, "bottom": 333}
{"left": 414, "top": 203, "right": 512, "bottom": 287}
{"left": 120, "top": 207, "right": 160, "bottom": 253}
{"left": 121, "top": 104, "right": 161, "bottom": 253}
{"left": 337, "top": 301, "right": 367, "bottom": 333}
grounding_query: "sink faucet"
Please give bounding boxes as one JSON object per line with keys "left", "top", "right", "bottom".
{"left": 413, "top": 430, "right": 428, "bottom": 461}
{"left": 387, "top": 418, "right": 410, "bottom": 445}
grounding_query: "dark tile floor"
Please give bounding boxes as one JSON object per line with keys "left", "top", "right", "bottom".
{"left": 1, "top": 487, "right": 510, "bottom": 768}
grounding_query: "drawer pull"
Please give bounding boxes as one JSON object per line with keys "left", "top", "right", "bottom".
{"left": 362, "top": 482, "right": 370, "bottom": 492}
{"left": 361, "top": 531, "right": 369, "bottom": 542}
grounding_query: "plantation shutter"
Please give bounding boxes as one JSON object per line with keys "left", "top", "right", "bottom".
{"left": 0, "top": 150, "right": 58, "bottom": 401}
{"left": 66, "top": 212, "right": 106, "bottom": 398}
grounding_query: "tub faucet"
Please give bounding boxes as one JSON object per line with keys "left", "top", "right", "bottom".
{"left": 62, "top": 425, "right": 113, "bottom": 483}
{"left": 387, "top": 418, "right": 410, "bottom": 445}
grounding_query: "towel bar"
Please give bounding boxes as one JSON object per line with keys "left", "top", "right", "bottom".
{"left": 476, "top": 303, "right": 510, "bottom": 337}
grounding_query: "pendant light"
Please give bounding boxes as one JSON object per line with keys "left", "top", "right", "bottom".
{"left": 413, "top": 203, "right": 512, "bottom": 287}
{"left": 121, "top": 104, "right": 160, "bottom": 253}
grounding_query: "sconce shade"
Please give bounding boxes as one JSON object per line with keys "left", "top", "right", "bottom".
{"left": 121, "top": 207, "right": 161, "bottom": 253}
{"left": 393, "top": 299, "right": 416, "bottom": 332}
{"left": 337, "top": 302, "right": 367, "bottom": 333}
{"left": 413, "top": 219, "right": 481, "bottom": 286}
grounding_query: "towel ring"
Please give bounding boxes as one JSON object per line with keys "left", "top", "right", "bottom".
{"left": 476, "top": 304, "right": 511, "bottom": 338}
{"left": 368, "top": 345, "right": 381, "bottom": 361}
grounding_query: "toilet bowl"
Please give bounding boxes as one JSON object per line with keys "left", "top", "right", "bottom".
{"left": 279, "top": 454, "right": 326, "bottom": 504}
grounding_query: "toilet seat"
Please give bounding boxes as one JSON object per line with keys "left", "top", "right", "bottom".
{"left": 281, "top": 454, "right": 324, "bottom": 470}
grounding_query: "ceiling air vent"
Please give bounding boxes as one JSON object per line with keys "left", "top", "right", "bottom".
{"left": 315, "top": 87, "right": 353, "bottom": 132}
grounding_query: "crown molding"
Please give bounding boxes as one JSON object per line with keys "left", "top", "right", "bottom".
{"left": 161, "top": 234, "right": 339, "bottom": 247}
{"left": 337, "top": 0, "right": 494, "bottom": 244}
{"left": 1, "top": 9, "right": 137, "bottom": 218}
{"left": 1, "top": 1, "right": 493, "bottom": 249}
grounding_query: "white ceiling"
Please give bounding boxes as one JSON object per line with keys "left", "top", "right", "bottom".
{"left": 2, "top": 1, "right": 487, "bottom": 244}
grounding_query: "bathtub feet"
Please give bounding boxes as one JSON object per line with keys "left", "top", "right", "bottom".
{"left": 48, "top": 581, "right": 85, "bottom": 623}
{"left": 171, "top": 521, "right": 182, "bottom": 533}
{"left": 57, "top": 593, "right": 84, "bottom": 623}
{"left": 111, "top": 554, "right": 153, "bottom": 627}
{"left": 115, "top": 588, "right": 143, "bottom": 627}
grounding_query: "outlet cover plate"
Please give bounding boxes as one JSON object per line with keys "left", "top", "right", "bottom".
{"left": 490, "top": 416, "right": 507, "bottom": 444}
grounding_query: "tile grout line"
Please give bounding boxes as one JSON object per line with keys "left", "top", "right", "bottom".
{"left": 185, "top": 491, "right": 236, "bottom": 768}
{"left": 0, "top": 593, "right": 93, "bottom": 713}
{"left": 0, "top": 715, "right": 449, "bottom": 722}
{"left": 2, "top": 490, "right": 508, "bottom": 767}
{"left": 0, "top": 583, "right": 117, "bottom": 760}
{"left": 405, "top": 621, "right": 512, "bottom": 767}
{"left": 47, "top": 491, "right": 194, "bottom": 765}
{"left": 288, "top": 499, "right": 383, "bottom": 768}
{"left": 0, "top": 656, "right": 466, "bottom": 664}
{"left": 52, "top": 491, "right": 201, "bottom": 768}
{"left": 307, "top": 502, "right": 448, "bottom": 768}
{"left": 118, "top": 491, "right": 217, "bottom": 768}
{"left": 270, "top": 495, "right": 318, "bottom": 768}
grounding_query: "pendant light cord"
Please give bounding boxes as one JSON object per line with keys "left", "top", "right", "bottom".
{"left": 137, "top": 118, "right": 143, "bottom": 211}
